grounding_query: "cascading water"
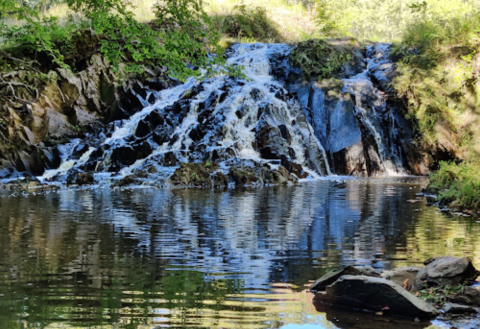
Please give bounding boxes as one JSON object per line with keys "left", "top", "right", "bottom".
{"left": 288, "top": 42, "right": 414, "bottom": 177}
{"left": 38, "top": 43, "right": 331, "bottom": 186}
{"left": 34, "top": 42, "right": 417, "bottom": 187}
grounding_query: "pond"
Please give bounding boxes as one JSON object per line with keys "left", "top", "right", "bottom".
{"left": 0, "top": 178, "right": 479, "bottom": 328}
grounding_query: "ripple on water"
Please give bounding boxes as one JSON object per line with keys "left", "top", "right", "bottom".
{"left": 0, "top": 179, "right": 478, "bottom": 328}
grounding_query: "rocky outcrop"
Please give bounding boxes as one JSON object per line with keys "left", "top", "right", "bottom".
{"left": 283, "top": 42, "right": 427, "bottom": 176}
{"left": 0, "top": 39, "right": 178, "bottom": 180}
{"left": 0, "top": 40, "right": 429, "bottom": 187}
{"left": 314, "top": 275, "right": 437, "bottom": 319}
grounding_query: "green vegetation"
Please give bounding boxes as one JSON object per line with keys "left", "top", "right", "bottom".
{"left": 0, "top": 0, "right": 225, "bottom": 79}
{"left": 289, "top": 38, "right": 355, "bottom": 79}
{"left": 210, "top": 5, "right": 281, "bottom": 43}
{"left": 429, "top": 162, "right": 480, "bottom": 212}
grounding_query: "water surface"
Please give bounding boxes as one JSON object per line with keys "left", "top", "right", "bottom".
{"left": 0, "top": 178, "right": 479, "bottom": 328}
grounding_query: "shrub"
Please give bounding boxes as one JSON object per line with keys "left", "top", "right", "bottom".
{"left": 210, "top": 5, "right": 281, "bottom": 42}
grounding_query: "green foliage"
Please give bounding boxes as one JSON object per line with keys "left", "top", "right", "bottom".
{"left": 0, "top": 0, "right": 226, "bottom": 80}
{"left": 0, "top": 16, "right": 75, "bottom": 69}
{"left": 429, "top": 162, "right": 480, "bottom": 212}
{"left": 417, "top": 283, "right": 466, "bottom": 305}
{"left": 211, "top": 5, "right": 281, "bottom": 42}
{"left": 289, "top": 39, "right": 353, "bottom": 79}
{"left": 313, "top": 0, "right": 479, "bottom": 42}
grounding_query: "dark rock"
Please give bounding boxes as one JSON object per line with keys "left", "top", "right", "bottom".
{"left": 415, "top": 257, "right": 479, "bottom": 289}
{"left": 449, "top": 286, "right": 480, "bottom": 307}
{"left": 381, "top": 266, "right": 423, "bottom": 291}
{"left": 75, "top": 172, "right": 94, "bottom": 185}
{"left": 314, "top": 275, "right": 437, "bottom": 319}
{"left": 442, "top": 302, "right": 479, "bottom": 314}
{"left": 212, "top": 171, "right": 229, "bottom": 188}
{"left": 169, "top": 162, "right": 221, "bottom": 188}
{"left": 229, "top": 167, "right": 258, "bottom": 186}
{"left": 116, "top": 175, "right": 136, "bottom": 187}
{"left": 310, "top": 265, "right": 381, "bottom": 292}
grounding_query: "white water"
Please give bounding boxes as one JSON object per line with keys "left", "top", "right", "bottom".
{"left": 39, "top": 43, "right": 331, "bottom": 184}
{"left": 342, "top": 44, "right": 408, "bottom": 176}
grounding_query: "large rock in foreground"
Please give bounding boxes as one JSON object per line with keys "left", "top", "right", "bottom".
{"left": 415, "top": 257, "right": 479, "bottom": 288}
{"left": 314, "top": 275, "right": 437, "bottom": 320}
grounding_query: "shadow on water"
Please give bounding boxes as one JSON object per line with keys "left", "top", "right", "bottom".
{"left": 0, "top": 178, "right": 479, "bottom": 328}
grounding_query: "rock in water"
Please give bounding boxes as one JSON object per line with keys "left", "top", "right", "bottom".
{"left": 310, "top": 265, "right": 380, "bottom": 292}
{"left": 314, "top": 275, "right": 437, "bottom": 319}
{"left": 449, "top": 286, "right": 480, "bottom": 307}
{"left": 415, "top": 257, "right": 479, "bottom": 288}
{"left": 381, "top": 266, "right": 423, "bottom": 291}
{"left": 442, "top": 302, "right": 479, "bottom": 314}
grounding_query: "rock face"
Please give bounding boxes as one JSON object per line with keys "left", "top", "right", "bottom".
{"left": 283, "top": 43, "right": 426, "bottom": 176}
{"left": 0, "top": 40, "right": 427, "bottom": 187}
{"left": 415, "top": 257, "right": 479, "bottom": 288}
{"left": 314, "top": 275, "right": 437, "bottom": 319}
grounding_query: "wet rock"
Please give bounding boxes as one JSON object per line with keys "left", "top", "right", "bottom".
{"left": 211, "top": 171, "right": 229, "bottom": 188}
{"left": 381, "top": 266, "right": 423, "bottom": 291}
{"left": 449, "top": 286, "right": 480, "bottom": 306}
{"left": 415, "top": 257, "right": 479, "bottom": 289}
{"left": 310, "top": 265, "right": 381, "bottom": 292}
{"left": 314, "top": 275, "right": 437, "bottom": 319}
{"left": 169, "top": 162, "right": 221, "bottom": 188}
{"left": 75, "top": 172, "right": 94, "bottom": 185}
{"left": 115, "top": 175, "right": 136, "bottom": 187}
{"left": 442, "top": 302, "right": 479, "bottom": 314}
{"left": 229, "top": 167, "right": 259, "bottom": 186}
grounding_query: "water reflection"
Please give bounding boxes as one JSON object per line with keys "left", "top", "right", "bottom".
{"left": 0, "top": 178, "right": 478, "bottom": 328}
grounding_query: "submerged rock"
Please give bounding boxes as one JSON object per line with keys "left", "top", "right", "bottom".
{"left": 314, "top": 275, "right": 437, "bottom": 319}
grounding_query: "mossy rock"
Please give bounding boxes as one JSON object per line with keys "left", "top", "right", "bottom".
{"left": 169, "top": 162, "right": 223, "bottom": 188}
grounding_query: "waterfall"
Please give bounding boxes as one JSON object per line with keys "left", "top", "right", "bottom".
{"left": 38, "top": 43, "right": 331, "bottom": 186}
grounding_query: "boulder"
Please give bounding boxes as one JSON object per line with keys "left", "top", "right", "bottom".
{"left": 449, "top": 286, "right": 480, "bottom": 307}
{"left": 169, "top": 162, "right": 221, "bottom": 188}
{"left": 75, "top": 172, "right": 94, "bottom": 185}
{"left": 310, "top": 265, "right": 380, "bottom": 292}
{"left": 314, "top": 275, "right": 437, "bottom": 319}
{"left": 381, "top": 266, "right": 423, "bottom": 291}
{"left": 44, "top": 108, "right": 74, "bottom": 140}
{"left": 229, "top": 167, "right": 259, "bottom": 186}
{"left": 415, "top": 257, "right": 479, "bottom": 289}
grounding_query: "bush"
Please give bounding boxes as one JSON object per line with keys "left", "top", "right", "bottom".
{"left": 211, "top": 5, "right": 281, "bottom": 42}
{"left": 289, "top": 39, "right": 353, "bottom": 79}
{"left": 429, "top": 162, "right": 480, "bottom": 211}
{"left": 0, "top": 0, "right": 225, "bottom": 79}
